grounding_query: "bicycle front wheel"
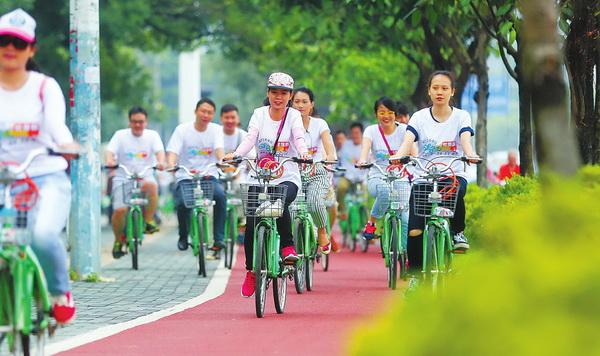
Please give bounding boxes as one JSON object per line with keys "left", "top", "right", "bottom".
{"left": 387, "top": 218, "right": 399, "bottom": 290}
{"left": 131, "top": 209, "right": 141, "bottom": 270}
{"left": 225, "top": 210, "right": 236, "bottom": 269}
{"left": 254, "top": 226, "right": 268, "bottom": 318}
{"left": 423, "top": 226, "right": 438, "bottom": 291}
{"left": 197, "top": 214, "right": 207, "bottom": 277}
{"left": 292, "top": 219, "right": 306, "bottom": 294}
{"left": 320, "top": 252, "right": 329, "bottom": 272}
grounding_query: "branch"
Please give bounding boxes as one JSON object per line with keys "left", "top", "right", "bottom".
{"left": 470, "top": 1, "right": 500, "bottom": 39}
{"left": 498, "top": 41, "right": 518, "bottom": 80}
{"left": 485, "top": 0, "right": 518, "bottom": 57}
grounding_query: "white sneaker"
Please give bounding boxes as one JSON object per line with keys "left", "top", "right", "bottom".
{"left": 452, "top": 231, "right": 470, "bottom": 250}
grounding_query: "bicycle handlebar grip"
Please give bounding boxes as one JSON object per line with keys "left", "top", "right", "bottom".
{"left": 355, "top": 164, "right": 372, "bottom": 169}
{"left": 336, "top": 167, "right": 347, "bottom": 172}
{"left": 292, "top": 157, "right": 313, "bottom": 164}
{"left": 166, "top": 166, "right": 180, "bottom": 172}
{"left": 461, "top": 156, "right": 483, "bottom": 164}
{"left": 223, "top": 156, "right": 243, "bottom": 165}
{"left": 320, "top": 160, "right": 338, "bottom": 165}
{"left": 391, "top": 156, "right": 411, "bottom": 165}
{"left": 103, "top": 165, "right": 119, "bottom": 170}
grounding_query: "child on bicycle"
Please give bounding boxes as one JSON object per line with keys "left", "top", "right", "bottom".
{"left": 391, "top": 70, "right": 480, "bottom": 269}
{"left": 222, "top": 72, "right": 311, "bottom": 298}
{"left": 291, "top": 87, "right": 337, "bottom": 254}
{"left": 358, "top": 97, "right": 412, "bottom": 243}
{"left": 0, "top": 8, "right": 78, "bottom": 323}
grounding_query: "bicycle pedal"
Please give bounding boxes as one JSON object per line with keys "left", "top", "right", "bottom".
{"left": 452, "top": 249, "right": 466, "bottom": 254}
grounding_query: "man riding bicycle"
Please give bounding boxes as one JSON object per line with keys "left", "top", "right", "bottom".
{"left": 105, "top": 106, "right": 166, "bottom": 259}
{"left": 336, "top": 122, "right": 367, "bottom": 220}
{"left": 167, "top": 98, "right": 226, "bottom": 254}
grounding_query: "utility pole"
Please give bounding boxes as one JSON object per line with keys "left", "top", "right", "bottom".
{"left": 68, "top": 0, "right": 101, "bottom": 277}
{"left": 178, "top": 49, "right": 201, "bottom": 123}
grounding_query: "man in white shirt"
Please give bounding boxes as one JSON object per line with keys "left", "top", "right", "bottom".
{"left": 105, "top": 107, "right": 166, "bottom": 259}
{"left": 336, "top": 122, "right": 366, "bottom": 219}
{"left": 167, "top": 98, "right": 226, "bottom": 253}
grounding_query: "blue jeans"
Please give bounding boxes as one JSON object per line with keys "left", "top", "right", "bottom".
{"left": 175, "top": 176, "right": 226, "bottom": 245}
{"left": 24, "top": 172, "right": 71, "bottom": 296}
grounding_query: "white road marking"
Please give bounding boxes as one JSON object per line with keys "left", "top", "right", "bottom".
{"left": 46, "top": 247, "right": 237, "bottom": 355}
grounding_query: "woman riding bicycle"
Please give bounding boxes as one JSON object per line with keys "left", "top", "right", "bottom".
{"left": 391, "top": 70, "right": 480, "bottom": 269}
{"left": 0, "top": 8, "right": 78, "bottom": 323}
{"left": 291, "top": 87, "right": 337, "bottom": 254}
{"left": 358, "top": 97, "right": 412, "bottom": 241}
{"left": 222, "top": 72, "right": 311, "bottom": 298}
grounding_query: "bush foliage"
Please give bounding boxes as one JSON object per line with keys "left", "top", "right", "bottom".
{"left": 350, "top": 166, "right": 600, "bottom": 356}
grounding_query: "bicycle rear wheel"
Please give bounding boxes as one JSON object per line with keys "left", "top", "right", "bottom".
{"left": 387, "top": 218, "right": 399, "bottom": 290}
{"left": 424, "top": 227, "right": 438, "bottom": 291}
{"left": 254, "top": 226, "right": 268, "bottom": 318}
{"left": 131, "top": 209, "right": 140, "bottom": 270}
{"left": 273, "top": 273, "right": 287, "bottom": 314}
{"left": 292, "top": 220, "right": 306, "bottom": 294}
{"left": 197, "top": 214, "right": 207, "bottom": 277}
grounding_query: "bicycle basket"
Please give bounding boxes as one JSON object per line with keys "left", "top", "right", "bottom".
{"left": 121, "top": 180, "right": 148, "bottom": 206}
{"left": 180, "top": 179, "right": 215, "bottom": 208}
{"left": 377, "top": 180, "right": 411, "bottom": 211}
{"left": 11, "top": 177, "right": 39, "bottom": 212}
{"left": 412, "top": 178, "right": 459, "bottom": 217}
{"left": 241, "top": 183, "right": 287, "bottom": 218}
{"left": 290, "top": 190, "right": 307, "bottom": 213}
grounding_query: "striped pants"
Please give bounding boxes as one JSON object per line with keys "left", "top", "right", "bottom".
{"left": 303, "top": 166, "right": 331, "bottom": 228}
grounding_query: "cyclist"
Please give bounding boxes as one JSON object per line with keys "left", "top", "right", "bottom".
{"left": 0, "top": 8, "right": 78, "bottom": 323}
{"left": 395, "top": 101, "right": 410, "bottom": 125}
{"left": 391, "top": 70, "right": 480, "bottom": 269}
{"left": 358, "top": 97, "right": 411, "bottom": 240}
{"left": 166, "top": 98, "right": 226, "bottom": 253}
{"left": 292, "top": 87, "right": 336, "bottom": 254}
{"left": 336, "top": 122, "right": 366, "bottom": 220}
{"left": 105, "top": 106, "right": 166, "bottom": 258}
{"left": 222, "top": 72, "right": 310, "bottom": 298}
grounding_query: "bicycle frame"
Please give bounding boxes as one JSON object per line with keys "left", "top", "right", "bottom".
{"left": 125, "top": 178, "right": 146, "bottom": 253}
{"left": 253, "top": 217, "right": 282, "bottom": 279}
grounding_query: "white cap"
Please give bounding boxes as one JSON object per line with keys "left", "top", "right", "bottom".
{"left": 267, "top": 72, "right": 294, "bottom": 90}
{"left": 0, "top": 8, "right": 36, "bottom": 43}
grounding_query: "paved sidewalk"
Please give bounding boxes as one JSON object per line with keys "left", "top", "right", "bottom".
{"left": 48, "top": 219, "right": 222, "bottom": 346}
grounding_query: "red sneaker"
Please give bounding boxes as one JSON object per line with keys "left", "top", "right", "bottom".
{"left": 52, "top": 291, "right": 76, "bottom": 324}
{"left": 241, "top": 271, "right": 256, "bottom": 298}
{"left": 281, "top": 246, "right": 299, "bottom": 264}
{"left": 362, "top": 222, "right": 377, "bottom": 240}
{"left": 331, "top": 236, "right": 340, "bottom": 253}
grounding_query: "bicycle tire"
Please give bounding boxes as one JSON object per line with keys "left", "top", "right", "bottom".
{"left": 197, "top": 214, "right": 207, "bottom": 277}
{"left": 424, "top": 226, "right": 437, "bottom": 289}
{"left": 399, "top": 249, "right": 409, "bottom": 280}
{"left": 225, "top": 210, "right": 236, "bottom": 269}
{"left": 292, "top": 219, "right": 306, "bottom": 294}
{"left": 272, "top": 272, "right": 287, "bottom": 314}
{"left": 359, "top": 207, "right": 369, "bottom": 253}
{"left": 254, "top": 226, "right": 268, "bottom": 318}
{"left": 305, "top": 222, "right": 315, "bottom": 291}
{"left": 388, "top": 218, "right": 399, "bottom": 290}
{"left": 131, "top": 209, "right": 140, "bottom": 270}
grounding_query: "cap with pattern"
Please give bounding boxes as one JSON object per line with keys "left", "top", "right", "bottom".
{"left": 0, "top": 8, "right": 36, "bottom": 43}
{"left": 267, "top": 72, "right": 294, "bottom": 90}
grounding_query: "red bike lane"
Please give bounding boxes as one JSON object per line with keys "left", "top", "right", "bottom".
{"left": 59, "top": 240, "right": 398, "bottom": 356}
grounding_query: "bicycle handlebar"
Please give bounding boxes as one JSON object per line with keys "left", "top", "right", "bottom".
{"left": 354, "top": 161, "right": 411, "bottom": 179}
{"left": 167, "top": 163, "right": 219, "bottom": 178}
{"left": 394, "top": 155, "right": 482, "bottom": 178}
{"left": 0, "top": 147, "right": 80, "bottom": 176}
{"left": 104, "top": 164, "right": 157, "bottom": 178}
{"left": 223, "top": 156, "right": 308, "bottom": 180}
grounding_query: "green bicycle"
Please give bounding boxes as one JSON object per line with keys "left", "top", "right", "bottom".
{"left": 0, "top": 148, "right": 73, "bottom": 355}
{"left": 338, "top": 175, "right": 369, "bottom": 253}
{"left": 232, "top": 156, "right": 310, "bottom": 318}
{"left": 218, "top": 165, "right": 243, "bottom": 270}
{"left": 402, "top": 155, "right": 481, "bottom": 292}
{"left": 105, "top": 164, "right": 156, "bottom": 270}
{"left": 170, "top": 165, "right": 216, "bottom": 277}
{"left": 357, "top": 161, "right": 411, "bottom": 290}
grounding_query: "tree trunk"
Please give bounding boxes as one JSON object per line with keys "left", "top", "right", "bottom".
{"left": 564, "top": 0, "right": 599, "bottom": 164}
{"left": 515, "top": 32, "right": 535, "bottom": 176}
{"left": 474, "top": 32, "right": 489, "bottom": 187}
{"left": 521, "top": 0, "right": 580, "bottom": 175}
{"left": 411, "top": 68, "right": 432, "bottom": 109}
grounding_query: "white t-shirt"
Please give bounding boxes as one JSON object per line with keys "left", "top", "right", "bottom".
{"left": 302, "top": 117, "right": 330, "bottom": 162}
{"left": 247, "top": 106, "right": 303, "bottom": 187}
{"left": 0, "top": 71, "right": 73, "bottom": 177}
{"left": 338, "top": 140, "right": 366, "bottom": 182}
{"left": 106, "top": 129, "right": 164, "bottom": 180}
{"left": 363, "top": 123, "right": 406, "bottom": 178}
{"left": 407, "top": 107, "right": 474, "bottom": 179}
{"left": 166, "top": 122, "right": 224, "bottom": 180}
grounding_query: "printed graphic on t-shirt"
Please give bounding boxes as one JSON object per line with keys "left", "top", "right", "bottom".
{"left": 0, "top": 122, "right": 40, "bottom": 141}
{"left": 374, "top": 149, "right": 396, "bottom": 161}
{"left": 422, "top": 138, "right": 458, "bottom": 156}
{"left": 187, "top": 147, "right": 213, "bottom": 157}
{"left": 126, "top": 151, "right": 149, "bottom": 159}
{"left": 308, "top": 146, "right": 318, "bottom": 155}
{"left": 274, "top": 141, "right": 290, "bottom": 155}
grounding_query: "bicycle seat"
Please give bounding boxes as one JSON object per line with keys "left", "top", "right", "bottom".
{"left": 433, "top": 207, "right": 454, "bottom": 218}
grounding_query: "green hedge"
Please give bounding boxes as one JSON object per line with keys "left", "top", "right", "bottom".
{"left": 350, "top": 166, "right": 600, "bottom": 355}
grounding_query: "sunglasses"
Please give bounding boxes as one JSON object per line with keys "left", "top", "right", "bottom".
{"left": 0, "top": 35, "right": 31, "bottom": 50}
